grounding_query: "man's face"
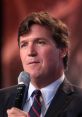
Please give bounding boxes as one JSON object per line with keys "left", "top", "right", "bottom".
{"left": 19, "top": 24, "right": 64, "bottom": 84}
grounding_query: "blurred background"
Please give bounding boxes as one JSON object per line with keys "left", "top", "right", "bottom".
{"left": 1, "top": 0, "right": 82, "bottom": 88}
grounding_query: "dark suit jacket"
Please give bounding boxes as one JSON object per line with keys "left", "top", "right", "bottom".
{"left": 0, "top": 79, "right": 82, "bottom": 117}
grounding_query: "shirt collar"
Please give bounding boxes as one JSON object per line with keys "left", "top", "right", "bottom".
{"left": 27, "top": 73, "right": 65, "bottom": 105}
{"left": 41, "top": 73, "right": 65, "bottom": 105}
{"left": 27, "top": 83, "right": 36, "bottom": 100}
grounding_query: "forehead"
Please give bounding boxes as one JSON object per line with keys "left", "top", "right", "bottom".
{"left": 20, "top": 24, "right": 53, "bottom": 41}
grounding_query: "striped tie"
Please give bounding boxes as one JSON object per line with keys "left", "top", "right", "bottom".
{"left": 28, "top": 90, "right": 42, "bottom": 117}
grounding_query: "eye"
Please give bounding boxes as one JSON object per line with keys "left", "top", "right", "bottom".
{"left": 37, "top": 39, "right": 46, "bottom": 45}
{"left": 20, "top": 42, "right": 28, "bottom": 48}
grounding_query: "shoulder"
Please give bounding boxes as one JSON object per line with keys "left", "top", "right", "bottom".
{"left": 61, "top": 78, "right": 82, "bottom": 99}
{"left": 72, "top": 84, "right": 82, "bottom": 100}
{"left": 0, "top": 85, "right": 17, "bottom": 97}
{"left": 58, "top": 79, "right": 82, "bottom": 115}
{"left": 0, "top": 85, "right": 18, "bottom": 109}
{"left": 0, "top": 85, "right": 18, "bottom": 116}
{"left": 64, "top": 79, "right": 82, "bottom": 105}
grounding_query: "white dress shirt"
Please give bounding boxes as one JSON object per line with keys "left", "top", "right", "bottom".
{"left": 23, "top": 73, "right": 65, "bottom": 117}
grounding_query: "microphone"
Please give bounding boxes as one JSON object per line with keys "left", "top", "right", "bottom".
{"left": 14, "top": 71, "right": 30, "bottom": 109}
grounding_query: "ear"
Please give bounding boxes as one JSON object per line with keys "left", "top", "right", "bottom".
{"left": 59, "top": 47, "right": 68, "bottom": 58}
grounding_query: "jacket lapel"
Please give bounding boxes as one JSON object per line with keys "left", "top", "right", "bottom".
{"left": 45, "top": 78, "right": 75, "bottom": 117}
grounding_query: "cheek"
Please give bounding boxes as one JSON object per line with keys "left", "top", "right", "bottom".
{"left": 45, "top": 47, "right": 58, "bottom": 59}
{"left": 41, "top": 50, "right": 54, "bottom": 64}
{"left": 20, "top": 51, "right": 26, "bottom": 63}
{"left": 43, "top": 49, "right": 59, "bottom": 66}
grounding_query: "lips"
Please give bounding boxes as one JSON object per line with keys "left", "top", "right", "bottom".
{"left": 28, "top": 61, "right": 40, "bottom": 65}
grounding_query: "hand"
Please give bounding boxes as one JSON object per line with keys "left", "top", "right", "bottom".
{"left": 7, "top": 107, "right": 28, "bottom": 117}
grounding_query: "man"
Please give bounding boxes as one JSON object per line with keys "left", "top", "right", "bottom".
{"left": 0, "top": 12, "right": 82, "bottom": 117}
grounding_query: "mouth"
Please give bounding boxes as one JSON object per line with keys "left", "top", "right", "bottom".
{"left": 28, "top": 61, "right": 40, "bottom": 65}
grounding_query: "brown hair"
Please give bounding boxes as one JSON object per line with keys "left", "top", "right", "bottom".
{"left": 18, "top": 11, "right": 70, "bottom": 68}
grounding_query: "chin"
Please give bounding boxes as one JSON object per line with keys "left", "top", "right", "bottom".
{"left": 30, "top": 72, "right": 40, "bottom": 79}
{"left": 24, "top": 65, "right": 43, "bottom": 78}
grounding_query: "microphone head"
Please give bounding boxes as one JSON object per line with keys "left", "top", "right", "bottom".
{"left": 18, "top": 71, "right": 30, "bottom": 85}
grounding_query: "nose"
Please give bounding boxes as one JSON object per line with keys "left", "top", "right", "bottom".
{"left": 27, "top": 43, "right": 37, "bottom": 57}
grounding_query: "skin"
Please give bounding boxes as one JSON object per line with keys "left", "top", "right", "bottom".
{"left": 7, "top": 107, "right": 28, "bottom": 117}
{"left": 19, "top": 24, "right": 66, "bottom": 88}
{"left": 7, "top": 24, "right": 67, "bottom": 117}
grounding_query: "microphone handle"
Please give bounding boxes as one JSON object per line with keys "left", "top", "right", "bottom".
{"left": 14, "top": 84, "right": 25, "bottom": 109}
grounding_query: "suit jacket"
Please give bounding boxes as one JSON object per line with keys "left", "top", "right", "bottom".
{"left": 0, "top": 78, "right": 82, "bottom": 117}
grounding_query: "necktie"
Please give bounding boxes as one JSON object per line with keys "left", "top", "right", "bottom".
{"left": 28, "top": 90, "right": 42, "bottom": 117}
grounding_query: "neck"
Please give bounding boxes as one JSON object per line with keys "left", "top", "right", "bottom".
{"left": 30, "top": 70, "right": 64, "bottom": 89}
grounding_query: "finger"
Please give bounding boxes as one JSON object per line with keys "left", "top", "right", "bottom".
{"left": 7, "top": 107, "right": 23, "bottom": 113}
{"left": 7, "top": 107, "right": 27, "bottom": 116}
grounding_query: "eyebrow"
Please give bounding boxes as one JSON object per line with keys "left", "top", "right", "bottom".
{"left": 20, "top": 37, "right": 49, "bottom": 43}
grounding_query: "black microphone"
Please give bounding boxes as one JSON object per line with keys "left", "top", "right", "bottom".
{"left": 14, "top": 71, "right": 30, "bottom": 109}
